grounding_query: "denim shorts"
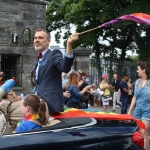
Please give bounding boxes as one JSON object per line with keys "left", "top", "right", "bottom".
{"left": 134, "top": 106, "right": 150, "bottom": 120}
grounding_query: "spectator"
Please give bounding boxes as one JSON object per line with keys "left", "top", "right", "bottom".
{"left": 111, "top": 73, "right": 121, "bottom": 112}
{"left": 127, "top": 78, "right": 133, "bottom": 104}
{"left": 77, "top": 70, "right": 82, "bottom": 81}
{"left": 31, "top": 70, "right": 36, "bottom": 92}
{"left": 0, "top": 91, "right": 49, "bottom": 134}
{"left": 65, "top": 72, "right": 91, "bottom": 109}
{"left": 90, "top": 83, "right": 101, "bottom": 106}
{"left": 85, "top": 71, "right": 90, "bottom": 83}
{"left": 33, "top": 29, "right": 79, "bottom": 114}
{"left": 79, "top": 72, "right": 92, "bottom": 108}
{"left": 119, "top": 74, "right": 132, "bottom": 114}
{"left": 100, "top": 74, "right": 110, "bottom": 112}
{"left": 0, "top": 91, "right": 22, "bottom": 134}
{"left": 62, "top": 72, "right": 71, "bottom": 105}
{"left": 62, "top": 71, "right": 82, "bottom": 105}
{"left": 16, "top": 94, "right": 47, "bottom": 133}
{"left": 128, "top": 61, "right": 150, "bottom": 150}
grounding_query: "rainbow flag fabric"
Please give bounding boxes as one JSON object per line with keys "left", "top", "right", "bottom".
{"left": 52, "top": 108, "right": 145, "bottom": 129}
{"left": 99, "top": 13, "right": 150, "bottom": 28}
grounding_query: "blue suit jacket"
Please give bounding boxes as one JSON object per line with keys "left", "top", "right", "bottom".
{"left": 34, "top": 49, "right": 74, "bottom": 114}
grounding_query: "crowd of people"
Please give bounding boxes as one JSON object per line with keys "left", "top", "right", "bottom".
{"left": 61, "top": 70, "right": 133, "bottom": 113}
{"left": 61, "top": 65, "right": 150, "bottom": 150}
{"left": 0, "top": 28, "right": 149, "bottom": 149}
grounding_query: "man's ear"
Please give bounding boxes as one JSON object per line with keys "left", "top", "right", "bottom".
{"left": 47, "top": 39, "right": 51, "bottom": 46}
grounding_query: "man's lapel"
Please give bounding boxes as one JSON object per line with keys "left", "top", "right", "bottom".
{"left": 37, "top": 49, "right": 51, "bottom": 84}
{"left": 34, "top": 62, "right": 38, "bottom": 86}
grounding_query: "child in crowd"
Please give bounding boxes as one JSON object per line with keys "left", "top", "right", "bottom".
{"left": 90, "top": 83, "right": 101, "bottom": 106}
{"left": 16, "top": 94, "right": 47, "bottom": 133}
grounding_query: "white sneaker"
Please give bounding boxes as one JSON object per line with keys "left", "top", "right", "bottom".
{"left": 88, "top": 104, "right": 91, "bottom": 107}
{"left": 116, "top": 105, "right": 120, "bottom": 108}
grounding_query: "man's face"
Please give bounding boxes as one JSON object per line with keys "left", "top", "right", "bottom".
{"left": 125, "top": 76, "right": 129, "bottom": 81}
{"left": 113, "top": 74, "right": 118, "bottom": 80}
{"left": 34, "top": 31, "right": 50, "bottom": 52}
{"left": 81, "top": 75, "right": 87, "bottom": 81}
{"left": 7, "top": 91, "right": 17, "bottom": 100}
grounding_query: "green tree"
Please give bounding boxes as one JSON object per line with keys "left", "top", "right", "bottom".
{"left": 46, "top": 0, "right": 150, "bottom": 82}
{"left": 117, "top": 0, "right": 150, "bottom": 61}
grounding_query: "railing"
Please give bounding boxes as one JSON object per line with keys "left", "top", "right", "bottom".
{"left": 90, "top": 59, "right": 137, "bottom": 84}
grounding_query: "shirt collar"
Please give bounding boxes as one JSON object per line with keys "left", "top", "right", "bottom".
{"left": 41, "top": 49, "right": 49, "bottom": 57}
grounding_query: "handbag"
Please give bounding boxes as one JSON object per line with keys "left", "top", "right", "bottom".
{"left": 68, "top": 98, "right": 86, "bottom": 109}
{"left": 74, "top": 102, "right": 86, "bottom": 109}
{"left": 103, "top": 95, "right": 112, "bottom": 102}
{"left": 81, "top": 94, "right": 89, "bottom": 102}
{"left": 97, "top": 88, "right": 104, "bottom": 96}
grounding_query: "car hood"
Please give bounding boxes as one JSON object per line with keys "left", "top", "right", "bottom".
{"left": 95, "top": 119, "right": 138, "bottom": 134}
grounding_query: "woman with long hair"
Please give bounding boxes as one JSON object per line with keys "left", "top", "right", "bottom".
{"left": 16, "top": 94, "right": 46, "bottom": 133}
{"left": 128, "top": 61, "right": 150, "bottom": 150}
{"left": 65, "top": 72, "right": 91, "bottom": 108}
{"left": 100, "top": 74, "right": 111, "bottom": 112}
{"left": 127, "top": 77, "right": 133, "bottom": 104}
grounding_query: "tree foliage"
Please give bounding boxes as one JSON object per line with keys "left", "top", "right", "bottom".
{"left": 46, "top": 0, "right": 150, "bottom": 81}
{"left": 118, "top": 0, "right": 150, "bottom": 61}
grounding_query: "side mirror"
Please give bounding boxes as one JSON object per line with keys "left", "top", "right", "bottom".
{"left": 0, "top": 110, "right": 7, "bottom": 137}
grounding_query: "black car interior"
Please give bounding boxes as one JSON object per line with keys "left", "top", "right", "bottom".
{"left": 11, "top": 117, "right": 93, "bottom": 134}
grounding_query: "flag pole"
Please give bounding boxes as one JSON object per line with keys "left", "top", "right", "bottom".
{"left": 79, "top": 26, "right": 99, "bottom": 35}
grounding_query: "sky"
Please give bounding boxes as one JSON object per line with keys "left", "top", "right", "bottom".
{"left": 50, "top": 31, "right": 64, "bottom": 48}
{"left": 50, "top": 30, "right": 138, "bottom": 56}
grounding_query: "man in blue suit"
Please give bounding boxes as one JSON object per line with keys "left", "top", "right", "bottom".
{"left": 33, "top": 29, "right": 79, "bottom": 114}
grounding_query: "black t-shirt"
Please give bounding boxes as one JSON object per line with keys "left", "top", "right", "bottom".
{"left": 80, "top": 82, "right": 89, "bottom": 95}
{"left": 119, "top": 81, "right": 129, "bottom": 99}
{"left": 111, "top": 79, "right": 120, "bottom": 92}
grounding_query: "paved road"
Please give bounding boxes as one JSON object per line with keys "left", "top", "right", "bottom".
{"left": 88, "top": 104, "right": 134, "bottom": 115}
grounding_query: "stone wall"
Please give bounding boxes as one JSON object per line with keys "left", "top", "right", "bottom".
{"left": 0, "top": 0, "right": 47, "bottom": 92}
{"left": 73, "top": 47, "right": 92, "bottom": 72}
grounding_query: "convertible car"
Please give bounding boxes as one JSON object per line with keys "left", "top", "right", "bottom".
{"left": 0, "top": 109, "right": 144, "bottom": 150}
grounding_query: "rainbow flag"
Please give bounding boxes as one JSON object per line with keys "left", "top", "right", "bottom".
{"left": 52, "top": 108, "right": 145, "bottom": 129}
{"left": 99, "top": 13, "right": 150, "bottom": 28}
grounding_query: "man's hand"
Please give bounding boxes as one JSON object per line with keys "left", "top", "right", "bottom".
{"left": 66, "top": 33, "right": 80, "bottom": 55}
{"left": 63, "top": 91, "right": 71, "bottom": 98}
{"left": 67, "top": 33, "right": 80, "bottom": 45}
